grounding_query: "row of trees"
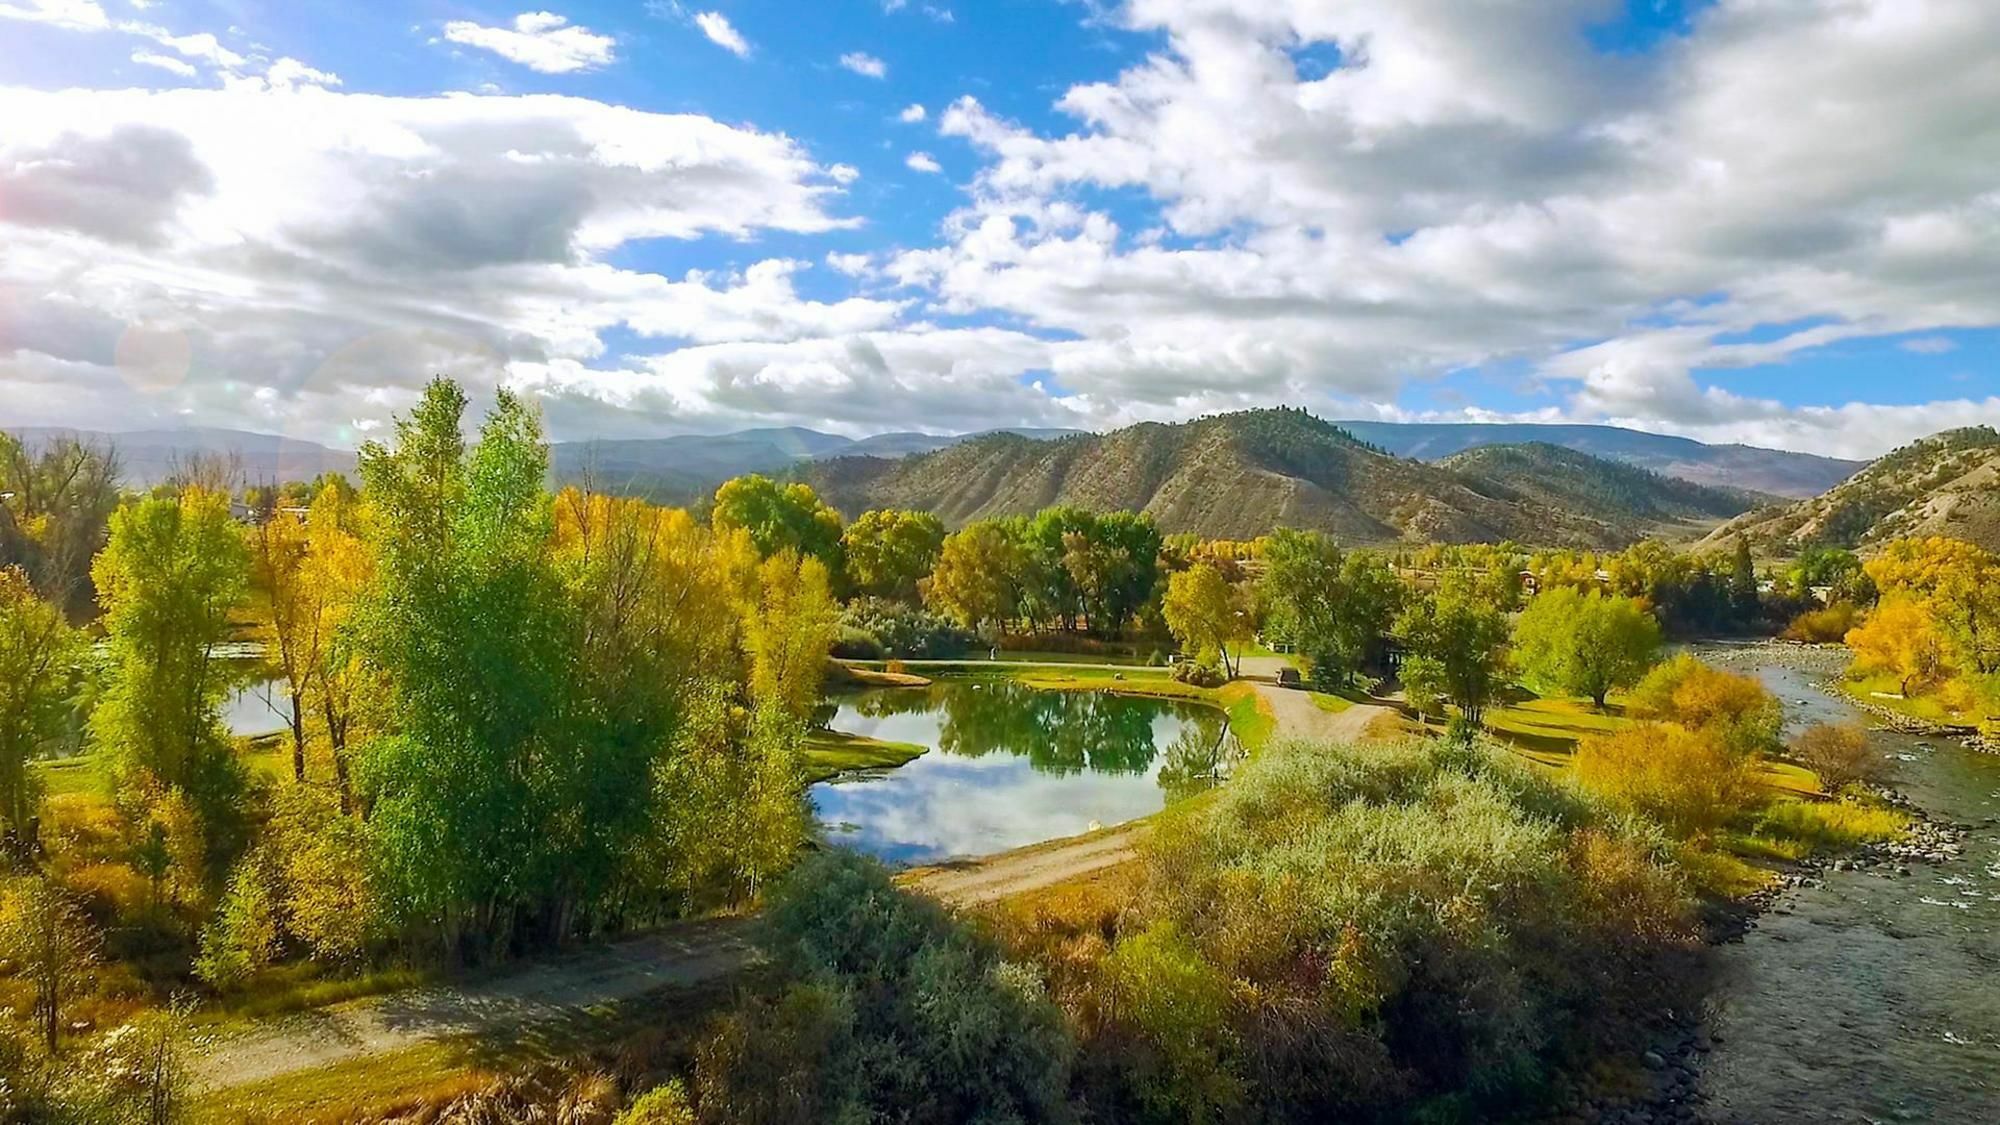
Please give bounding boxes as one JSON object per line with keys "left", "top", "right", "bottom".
{"left": 0, "top": 379, "right": 850, "bottom": 1019}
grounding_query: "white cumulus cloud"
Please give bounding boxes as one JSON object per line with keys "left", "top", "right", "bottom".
{"left": 443, "top": 11, "right": 616, "bottom": 74}
{"left": 905, "top": 151, "right": 942, "bottom": 174}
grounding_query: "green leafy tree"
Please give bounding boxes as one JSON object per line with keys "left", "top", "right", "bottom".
{"left": 1061, "top": 510, "right": 1163, "bottom": 636}
{"left": 90, "top": 487, "right": 252, "bottom": 875}
{"left": 0, "top": 568, "right": 85, "bottom": 831}
{"left": 1395, "top": 582, "right": 1509, "bottom": 721}
{"left": 711, "top": 475, "right": 843, "bottom": 568}
{"left": 1164, "top": 563, "right": 1247, "bottom": 679}
{"left": 1512, "top": 588, "right": 1662, "bottom": 708}
{"left": 1400, "top": 653, "right": 1448, "bottom": 719}
{"left": 356, "top": 380, "right": 630, "bottom": 958}
{"left": 1728, "top": 537, "right": 1760, "bottom": 624}
{"left": 841, "top": 509, "right": 944, "bottom": 602}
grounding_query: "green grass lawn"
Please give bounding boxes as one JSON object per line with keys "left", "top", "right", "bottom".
{"left": 32, "top": 753, "right": 107, "bottom": 800}
{"left": 1836, "top": 672, "right": 1981, "bottom": 728}
{"left": 1308, "top": 691, "right": 1354, "bottom": 714}
{"left": 802, "top": 729, "right": 927, "bottom": 784}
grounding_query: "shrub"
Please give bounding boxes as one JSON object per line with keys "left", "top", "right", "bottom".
{"left": 195, "top": 853, "right": 281, "bottom": 990}
{"left": 838, "top": 599, "right": 975, "bottom": 660}
{"left": 1132, "top": 737, "right": 1693, "bottom": 1121}
{"left": 1788, "top": 722, "right": 1881, "bottom": 793}
{"left": 1100, "top": 920, "right": 1241, "bottom": 1119}
{"left": 828, "top": 626, "right": 885, "bottom": 660}
{"left": 618, "top": 1080, "right": 696, "bottom": 1124}
{"left": 1573, "top": 722, "right": 1754, "bottom": 837}
{"left": 1754, "top": 800, "right": 1906, "bottom": 850}
{"left": 1626, "top": 653, "right": 1781, "bottom": 756}
{"left": 1171, "top": 661, "right": 1226, "bottom": 688}
{"left": 1782, "top": 603, "right": 1858, "bottom": 644}
{"left": 694, "top": 850, "right": 1075, "bottom": 1125}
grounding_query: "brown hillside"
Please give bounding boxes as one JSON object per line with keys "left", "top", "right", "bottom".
{"left": 805, "top": 408, "right": 1748, "bottom": 547}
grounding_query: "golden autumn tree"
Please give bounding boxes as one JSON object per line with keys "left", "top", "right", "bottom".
{"left": 1846, "top": 595, "right": 1951, "bottom": 698}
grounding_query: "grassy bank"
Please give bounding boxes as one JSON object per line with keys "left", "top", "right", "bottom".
{"left": 802, "top": 729, "right": 927, "bottom": 784}
{"left": 1835, "top": 672, "right": 1980, "bottom": 729}
{"left": 995, "top": 665, "right": 1276, "bottom": 751}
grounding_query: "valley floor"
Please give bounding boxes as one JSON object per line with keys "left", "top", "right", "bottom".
{"left": 189, "top": 661, "right": 1400, "bottom": 1112}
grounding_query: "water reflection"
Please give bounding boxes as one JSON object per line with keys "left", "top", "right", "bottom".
{"left": 812, "top": 681, "right": 1232, "bottom": 864}
{"left": 221, "top": 672, "right": 289, "bottom": 736}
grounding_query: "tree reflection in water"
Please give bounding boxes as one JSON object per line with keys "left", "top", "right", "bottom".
{"left": 842, "top": 680, "right": 1224, "bottom": 784}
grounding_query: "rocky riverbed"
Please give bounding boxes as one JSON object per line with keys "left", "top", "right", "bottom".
{"left": 1691, "top": 647, "right": 2000, "bottom": 1124}
{"left": 1529, "top": 642, "right": 1999, "bottom": 1125}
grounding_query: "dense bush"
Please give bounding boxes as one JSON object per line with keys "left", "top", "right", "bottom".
{"left": 1574, "top": 722, "right": 1754, "bottom": 837}
{"left": 1098, "top": 737, "right": 1695, "bottom": 1122}
{"left": 1788, "top": 722, "right": 1881, "bottom": 792}
{"left": 838, "top": 599, "right": 976, "bottom": 660}
{"left": 1170, "top": 660, "right": 1226, "bottom": 688}
{"left": 1782, "top": 602, "right": 1860, "bottom": 644}
{"left": 1626, "top": 654, "right": 1782, "bottom": 758}
{"left": 690, "top": 850, "right": 1075, "bottom": 1124}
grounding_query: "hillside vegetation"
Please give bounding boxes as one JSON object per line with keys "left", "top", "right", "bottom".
{"left": 1701, "top": 427, "right": 2000, "bottom": 554}
{"left": 1338, "top": 420, "right": 1861, "bottom": 497}
{"left": 808, "top": 409, "right": 1760, "bottom": 547}
{"left": 1441, "top": 442, "right": 1770, "bottom": 537}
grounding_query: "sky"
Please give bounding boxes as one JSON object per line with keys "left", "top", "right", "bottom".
{"left": 0, "top": 0, "right": 1996, "bottom": 459}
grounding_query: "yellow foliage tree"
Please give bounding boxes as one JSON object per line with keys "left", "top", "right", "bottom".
{"left": 1163, "top": 563, "right": 1247, "bottom": 679}
{"left": 1864, "top": 537, "right": 2000, "bottom": 677}
{"left": 1845, "top": 595, "right": 1951, "bottom": 697}
{"left": 744, "top": 551, "right": 840, "bottom": 721}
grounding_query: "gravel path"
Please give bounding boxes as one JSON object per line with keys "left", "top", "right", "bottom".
{"left": 192, "top": 918, "right": 754, "bottom": 1091}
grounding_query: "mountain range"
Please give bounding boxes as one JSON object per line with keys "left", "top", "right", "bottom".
{"left": 1332, "top": 421, "right": 1862, "bottom": 498}
{"left": 804, "top": 409, "right": 1765, "bottom": 548}
{"left": 10, "top": 415, "right": 1854, "bottom": 503}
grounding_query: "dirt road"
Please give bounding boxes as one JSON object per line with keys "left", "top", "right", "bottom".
{"left": 903, "top": 823, "right": 1146, "bottom": 905}
{"left": 192, "top": 919, "right": 753, "bottom": 1092}
{"left": 1237, "top": 656, "right": 1398, "bottom": 743}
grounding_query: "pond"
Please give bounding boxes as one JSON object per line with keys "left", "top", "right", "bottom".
{"left": 221, "top": 674, "right": 290, "bottom": 737}
{"left": 811, "top": 680, "right": 1234, "bottom": 865}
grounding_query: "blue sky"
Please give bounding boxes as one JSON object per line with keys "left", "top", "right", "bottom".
{"left": 0, "top": 0, "right": 1995, "bottom": 456}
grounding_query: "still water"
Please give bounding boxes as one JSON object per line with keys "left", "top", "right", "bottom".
{"left": 221, "top": 674, "right": 290, "bottom": 736}
{"left": 1698, "top": 648, "right": 2000, "bottom": 1124}
{"left": 811, "top": 681, "right": 1232, "bottom": 865}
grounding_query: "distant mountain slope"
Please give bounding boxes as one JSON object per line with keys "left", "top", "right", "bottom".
{"left": 806, "top": 409, "right": 1751, "bottom": 547}
{"left": 1335, "top": 420, "right": 1861, "bottom": 497}
{"left": 1699, "top": 427, "right": 2000, "bottom": 554}
{"left": 551, "top": 426, "right": 1083, "bottom": 502}
{"left": 1439, "top": 443, "right": 1768, "bottom": 538}
{"left": 9, "top": 426, "right": 357, "bottom": 487}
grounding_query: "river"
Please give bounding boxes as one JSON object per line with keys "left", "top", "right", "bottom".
{"left": 1696, "top": 648, "right": 2000, "bottom": 1124}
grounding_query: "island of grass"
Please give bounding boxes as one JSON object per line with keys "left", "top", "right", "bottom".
{"left": 803, "top": 728, "right": 928, "bottom": 783}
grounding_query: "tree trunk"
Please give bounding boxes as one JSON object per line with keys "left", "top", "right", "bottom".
{"left": 288, "top": 701, "right": 307, "bottom": 783}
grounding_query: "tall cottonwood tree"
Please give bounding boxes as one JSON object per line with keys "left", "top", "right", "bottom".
{"left": 90, "top": 487, "right": 251, "bottom": 876}
{"left": 1512, "top": 588, "right": 1662, "bottom": 708}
